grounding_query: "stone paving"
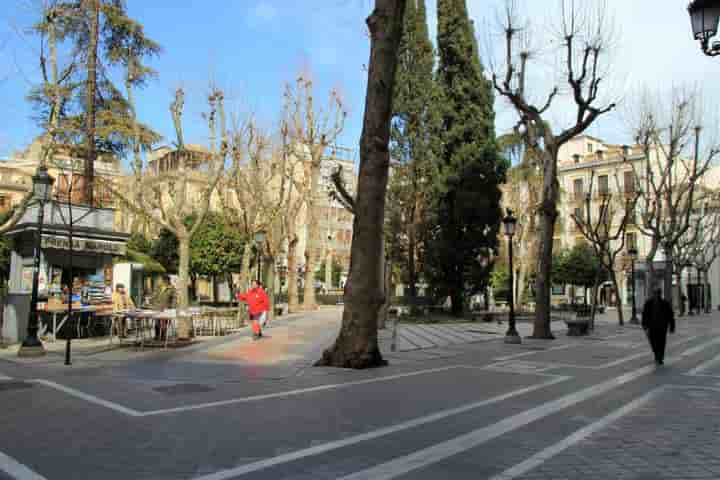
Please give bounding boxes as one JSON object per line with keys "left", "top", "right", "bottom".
{"left": 514, "top": 387, "right": 720, "bottom": 480}
{"left": 1, "top": 307, "right": 719, "bottom": 480}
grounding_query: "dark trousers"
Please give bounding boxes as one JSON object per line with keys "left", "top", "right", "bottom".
{"left": 648, "top": 328, "right": 668, "bottom": 363}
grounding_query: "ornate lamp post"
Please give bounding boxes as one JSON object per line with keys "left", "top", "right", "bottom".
{"left": 688, "top": 0, "right": 720, "bottom": 56}
{"left": 628, "top": 247, "right": 639, "bottom": 324}
{"left": 503, "top": 209, "right": 521, "bottom": 344}
{"left": 254, "top": 231, "right": 266, "bottom": 284}
{"left": 18, "top": 165, "right": 55, "bottom": 357}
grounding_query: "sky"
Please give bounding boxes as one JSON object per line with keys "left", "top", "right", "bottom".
{"left": 0, "top": 1, "right": 717, "bottom": 167}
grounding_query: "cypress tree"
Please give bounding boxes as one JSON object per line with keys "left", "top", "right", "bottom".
{"left": 426, "top": 0, "right": 506, "bottom": 316}
{"left": 387, "top": 0, "right": 439, "bottom": 305}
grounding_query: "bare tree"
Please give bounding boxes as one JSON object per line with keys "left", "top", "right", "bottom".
{"left": 500, "top": 136, "right": 542, "bottom": 311}
{"left": 629, "top": 88, "right": 719, "bottom": 308}
{"left": 221, "top": 118, "right": 274, "bottom": 291}
{"left": 284, "top": 75, "right": 346, "bottom": 310}
{"left": 491, "top": 0, "right": 618, "bottom": 338}
{"left": 316, "top": 0, "right": 406, "bottom": 368}
{"left": 673, "top": 192, "right": 720, "bottom": 312}
{"left": 110, "top": 87, "right": 225, "bottom": 339}
{"left": 570, "top": 169, "right": 639, "bottom": 325}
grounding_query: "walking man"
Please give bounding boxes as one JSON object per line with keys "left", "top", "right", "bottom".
{"left": 642, "top": 287, "right": 675, "bottom": 365}
{"left": 237, "top": 280, "right": 270, "bottom": 340}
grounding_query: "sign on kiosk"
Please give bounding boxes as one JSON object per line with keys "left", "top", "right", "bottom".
{"left": 41, "top": 234, "right": 127, "bottom": 256}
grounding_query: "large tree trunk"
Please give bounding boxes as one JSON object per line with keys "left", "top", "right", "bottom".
{"left": 177, "top": 234, "right": 192, "bottom": 339}
{"left": 302, "top": 168, "right": 322, "bottom": 310}
{"left": 664, "top": 248, "right": 674, "bottom": 310}
{"left": 325, "top": 250, "right": 333, "bottom": 290}
{"left": 287, "top": 237, "right": 300, "bottom": 312}
{"left": 316, "top": 0, "right": 405, "bottom": 368}
{"left": 533, "top": 149, "right": 558, "bottom": 339}
{"left": 378, "top": 243, "right": 390, "bottom": 330}
{"left": 83, "top": 0, "right": 99, "bottom": 206}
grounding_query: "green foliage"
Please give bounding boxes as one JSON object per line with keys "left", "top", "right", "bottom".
{"left": 149, "top": 228, "right": 179, "bottom": 274}
{"left": 552, "top": 244, "right": 602, "bottom": 288}
{"left": 28, "top": 1, "right": 162, "bottom": 156}
{"left": 189, "top": 214, "right": 245, "bottom": 278}
{"left": 424, "top": 0, "right": 507, "bottom": 315}
{"left": 490, "top": 264, "right": 510, "bottom": 302}
{"left": 315, "top": 259, "right": 343, "bottom": 288}
{"left": 127, "top": 232, "right": 152, "bottom": 254}
{"left": 386, "top": 0, "right": 440, "bottom": 297}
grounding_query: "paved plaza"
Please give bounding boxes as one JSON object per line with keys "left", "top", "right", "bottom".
{"left": 2, "top": 307, "right": 720, "bottom": 479}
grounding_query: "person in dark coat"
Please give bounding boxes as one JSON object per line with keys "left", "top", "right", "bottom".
{"left": 641, "top": 288, "right": 675, "bottom": 365}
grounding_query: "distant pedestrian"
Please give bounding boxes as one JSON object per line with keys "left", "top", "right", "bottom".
{"left": 680, "top": 293, "right": 687, "bottom": 316}
{"left": 237, "top": 280, "right": 270, "bottom": 340}
{"left": 112, "top": 283, "right": 135, "bottom": 338}
{"left": 641, "top": 287, "right": 675, "bottom": 365}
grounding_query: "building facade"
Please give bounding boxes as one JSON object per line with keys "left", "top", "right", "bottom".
{"left": 552, "top": 135, "right": 720, "bottom": 309}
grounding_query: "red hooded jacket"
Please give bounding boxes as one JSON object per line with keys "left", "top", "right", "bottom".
{"left": 237, "top": 287, "right": 269, "bottom": 316}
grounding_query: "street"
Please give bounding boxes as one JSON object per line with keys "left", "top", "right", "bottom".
{"left": 2, "top": 308, "right": 720, "bottom": 479}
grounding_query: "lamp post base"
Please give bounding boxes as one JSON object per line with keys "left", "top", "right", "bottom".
{"left": 18, "top": 341, "right": 46, "bottom": 358}
{"left": 504, "top": 332, "right": 522, "bottom": 344}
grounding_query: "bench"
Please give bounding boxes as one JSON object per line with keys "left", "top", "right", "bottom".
{"left": 565, "top": 318, "right": 590, "bottom": 336}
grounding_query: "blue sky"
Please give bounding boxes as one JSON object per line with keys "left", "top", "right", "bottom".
{"left": 1, "top": 1, "right": 718, "bottom": 166}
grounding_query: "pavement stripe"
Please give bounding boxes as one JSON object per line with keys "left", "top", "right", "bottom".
{"left": 494, "top": 345, "right": 574, "bottom": 361}
{"left": 190, "top": 376, "right": 569, "bottom": 480}
{"left": 32, "top": 380, "right": 144, "bottom": 417}
{"left": 488, "top": 387, "right": 665, "bottom": 480}
{"left": 143, "top": 365, "right": 469, "bottom": 415}
{"left": 0, "top": 449, "right": 48, "bottom": 480}
{"left": 0, "top": 374, "right": 12, "bottom": 381}
{"left": 397, "top": 327, "right": 436, "bottom": 349}
{"left": 415, "top": 324, "right": 468, "bottom": 343}
{"left": 403, "top": 325, "right": 445, "bottom": 347}
{"left": 335, "top": 336, "right": 720, "bottom": 480}
{"left": 687, "top": 351, "right": 720, "bottom": 375}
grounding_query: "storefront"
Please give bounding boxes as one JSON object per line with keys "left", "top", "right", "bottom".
{"left": 2, "top": 202, "right": 129, "bottom": 342}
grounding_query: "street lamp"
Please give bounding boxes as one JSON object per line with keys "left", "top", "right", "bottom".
{"left": 628, "top": 247, "right": 639, "bottom": 324}
{"left": 503, "top": 209, "right": 521, "bottom": 344}
{"left": 18, "top": 165, "right": 55, "bottom": 357}
{"left": 688, "top": 0, "right": 720, "bottom": 56}
{"left": 254, "top": 230, "right": 266, "bottom": 284}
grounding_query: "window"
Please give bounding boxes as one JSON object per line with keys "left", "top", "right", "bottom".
{"left": 587, "top": 143, "right": 593, "bottom": 153}
{"left": 573, "top": 178, "right": 584, "bottom": 200}
{"left": 624, "top": 170, "right": 636, "bottom": 194}
{"left": 573, "top": 207, "right": 584, "bottom": 225}
{"left": 626, "top": 232, "right": 637, "bottom": 250}
{"left": 0, "top": 195, "right": 7, "bottom": 208}
{"left": 626, "top": 202, "right": 636, "bottom": 225}
{"left": 598, "top": 175, "right": 609, "bottom": 195}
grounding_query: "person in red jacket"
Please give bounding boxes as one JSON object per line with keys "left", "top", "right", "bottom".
{"left": 237, "top": 280, "right": 270, "bottom": 340}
